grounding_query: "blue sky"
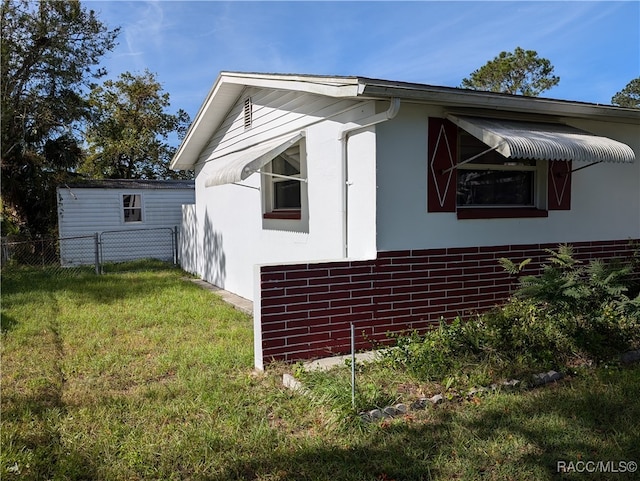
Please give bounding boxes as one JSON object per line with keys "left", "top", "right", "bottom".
{"left": 89, "top": 1, "right": 640, "bottom": 122}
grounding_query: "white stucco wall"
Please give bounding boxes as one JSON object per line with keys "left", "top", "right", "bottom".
{"left": 189, "top": 93, "right": 378, "bottom": 300}
{"left": 376, "top": 103, "right": 640, "bottom": 251}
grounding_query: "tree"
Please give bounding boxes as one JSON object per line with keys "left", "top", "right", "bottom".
{"left": 461, "top": 47, "right": 560, "bottom": 96}
{"left": 81, "top": 70, "right": 192, "bottom": 180}
{"left": 1, "top": 0, "right": 118, "bottom": 237}
{"left": 611, "top": 78, "right": 640, "bottom": 109}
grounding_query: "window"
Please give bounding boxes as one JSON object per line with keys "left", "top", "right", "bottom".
{"left": 456, "top": 131, "right": 536, "bottom": 207}
{"left": 427, "top": 117, "right": 556, "bottom": 218}
{"left": 264, "top": 146, "right": 302, "bottom": 219}
{"left": 262, "top": 141, "right": 309, "bottom": 232}
{"left": 271, "top": 154, "right": 301, "bottom": 210}
{"left": 123, "top": 194, "right": 143, "bottom": 222}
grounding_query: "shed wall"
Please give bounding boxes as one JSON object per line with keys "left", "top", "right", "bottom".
{"left": 57, "top": 186, "right": 194, "bottom": 265}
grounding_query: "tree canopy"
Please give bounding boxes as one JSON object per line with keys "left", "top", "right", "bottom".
{"left": 81, "top": 70, "right": 192, "bottom": 180}
{"left": 611, "top": 77, "right": 640, "bottom": 109}
{"left": 461, "top": 47, "right": 560, "bottom": 96}
{"left": 1, "top": 0, "right": 119, "bottom": 237}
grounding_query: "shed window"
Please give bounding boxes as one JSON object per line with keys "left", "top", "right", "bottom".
{"left": 123, "top": 194, "right": 143, "bottom": 222}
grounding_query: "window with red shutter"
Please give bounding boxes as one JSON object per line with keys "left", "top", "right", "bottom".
{"left": 427, "top": 117, "right": 570, "bottom": 218}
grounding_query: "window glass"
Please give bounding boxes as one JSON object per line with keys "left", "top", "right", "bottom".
{"left": 123, "top": 194, "right": 142, "bottom": 222}
{"left": 273, "top": 180, "right": 301, "bottom": 209}
{"left": 457, "top": 131, "right": 536, "bottom": 207}
{"left": 457, "top": 170, "right": 534, "bottom": 206}
{"left": 272, "top": 152, "right": 300, "bottom": 176}
{"left": 271, "top": 151, "right": 301, "bottom": 210}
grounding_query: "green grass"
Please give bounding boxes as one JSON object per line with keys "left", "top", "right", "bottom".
{"left": 2, "top": 265, "right": 639, "bottom": 480}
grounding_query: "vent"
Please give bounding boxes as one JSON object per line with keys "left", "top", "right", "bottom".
{"left": 243, "top": 97, "right": 252, "bottom": 130}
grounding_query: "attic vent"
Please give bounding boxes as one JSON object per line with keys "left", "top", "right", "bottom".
{"left": 243, "top": 97, "right": 253, "bottom": 130}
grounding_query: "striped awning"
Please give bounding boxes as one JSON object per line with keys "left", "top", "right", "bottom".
{"left": 447, "top": 114, "right": 636, "bottom": 163}
{"left": 204, "top": 132, "right": 304, "bottom": 187}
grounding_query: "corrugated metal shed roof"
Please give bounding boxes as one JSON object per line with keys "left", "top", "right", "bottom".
{"left": 62, "top": 179, "right": 195, "bottom": 190}
{"left": 447, "top": 115, "right": 636, "bottom": 163}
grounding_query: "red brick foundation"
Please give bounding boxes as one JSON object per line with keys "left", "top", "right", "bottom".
{"left": 259, "top": 239, "right": 638, "bottom": 365}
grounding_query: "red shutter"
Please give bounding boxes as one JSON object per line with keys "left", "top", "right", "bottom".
{"left": 427, "top": 118, "right": 457, "bottom": 212}
{"left": 548, "top": 160, "right": 572, "bottom": 210}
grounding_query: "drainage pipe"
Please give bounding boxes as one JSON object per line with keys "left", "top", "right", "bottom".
{"left": 339, "top": 98, "right": 400, "bottom": 258}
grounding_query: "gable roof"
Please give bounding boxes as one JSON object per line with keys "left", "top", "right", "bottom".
{"left": 171, "top": 71, "right": 640, "bottom": 170}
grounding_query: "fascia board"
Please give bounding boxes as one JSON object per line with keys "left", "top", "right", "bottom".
{"left": 221, "top": 71, "right": 361, "bottom": 97}
{"left": 170, "top": 74, "right": 244, "bottom": 170}
{"left": 360, "top": 84, "right": 640, "bottom": 123}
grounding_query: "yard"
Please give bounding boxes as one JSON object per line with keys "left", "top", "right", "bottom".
{"left": 2, "top": 264, "right": 639, "bottom": 480}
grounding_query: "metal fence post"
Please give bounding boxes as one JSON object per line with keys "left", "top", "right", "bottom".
{"left": 94, "top": 232, "right": 100, "bottom": 275}
{"left": 173, "top": 226, "right": 179, "bottom": 265}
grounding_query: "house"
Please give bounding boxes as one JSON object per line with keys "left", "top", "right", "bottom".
{"left": 170, "top": 72, "right": 639, "bottom": 370}
{"left": 57, "top": 179, "right": 194, "bottom": 265}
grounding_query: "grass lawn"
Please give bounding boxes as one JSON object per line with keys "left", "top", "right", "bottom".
{"left": 2, "top": 264, "right": 639, "bottom": 480}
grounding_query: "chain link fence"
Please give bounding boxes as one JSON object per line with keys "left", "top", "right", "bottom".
{"left": 1, "top": 227, "right": 179, "bottom": 276}
{"left": 99, "top": 227, "right": 177, "bottom": 273}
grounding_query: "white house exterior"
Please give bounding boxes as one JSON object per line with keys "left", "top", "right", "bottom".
{"left": 171, "top": 72, "right": 639, "bottom": 369}
{"left": 57, "top": 179, "right": 194, "bottom": 265}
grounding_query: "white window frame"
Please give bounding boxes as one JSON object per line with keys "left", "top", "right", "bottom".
{"left": 122, "top": 193, "right": 144, "bottom": 224}
{"left": 261, "top": 139, "right": 309, "bottom": 232}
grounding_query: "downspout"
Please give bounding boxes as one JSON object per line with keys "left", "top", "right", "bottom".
{"left": 339, "top": 98, "right": 400, "bottom": 258}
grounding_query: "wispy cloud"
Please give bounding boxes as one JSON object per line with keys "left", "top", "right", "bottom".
{"left": 108, "top": 1, "right": 170, "bottom": 69}
{"left": 92, "top": 0, "right": 639, "bottom": 117}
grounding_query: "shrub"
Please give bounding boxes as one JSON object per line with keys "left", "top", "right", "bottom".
{"left": 506, "top": 244, "right": 638, "bottom": 315}
{"left": 383, "top": 245, "right": 640, "bottom": 385}
{"left": 503, "top": 244, "right": 640, "bottom": 359}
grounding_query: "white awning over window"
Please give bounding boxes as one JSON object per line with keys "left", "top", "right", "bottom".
{"left": 447, "top": 114, "right": 636, "bottom": 163}
{"left": 204, "top": 132, "right": 305, "bottom": 187}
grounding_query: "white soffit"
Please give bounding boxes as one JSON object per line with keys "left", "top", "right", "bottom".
{"left": 204, "top": 132, "right": 304, "bottom": 187}
{"left": 447, "top": 114, "right": 636, "bottom": 163}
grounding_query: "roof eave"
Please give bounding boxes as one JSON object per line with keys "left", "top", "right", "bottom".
{"left": 171, "top": 73, "right": 640, "bottom": 171}
{"left": 359, "top": 81, "right": 640, "bottom": 122}
{"left": 170, "top": 72, "right": 361, "bottom": 170}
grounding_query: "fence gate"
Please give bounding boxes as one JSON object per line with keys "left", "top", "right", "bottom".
{"left": 2, "top": 227, "right": 179, "bottom": 275}
{"left": 99, "top": 227, "right": 178, "bottom": 271}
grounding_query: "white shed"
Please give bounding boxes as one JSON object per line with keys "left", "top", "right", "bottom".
{"left": 57, "top": 179, "right": 194, "bottom": 266}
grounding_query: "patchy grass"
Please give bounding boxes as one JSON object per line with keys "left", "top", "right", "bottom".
{"left": 297, "top": 360, "right": 640, "bottom": 480}
{"left": 2, "top": 265, "right": 640, "bottom": 480}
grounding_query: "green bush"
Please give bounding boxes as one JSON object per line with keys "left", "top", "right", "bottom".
{"left": 383, "top": 245, "right": 640, "bottom": 385}
{"left": 506, "top": 244, "right": 639, "bottom": 359}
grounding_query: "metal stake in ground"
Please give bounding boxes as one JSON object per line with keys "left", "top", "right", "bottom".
{"left": 351, "top": 322, "right": 356, "bottom": 410}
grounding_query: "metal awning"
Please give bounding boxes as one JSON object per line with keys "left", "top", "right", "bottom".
{"left": 447, "top": 114, "right": 636, "bottom": 163}
{"left": 204, "top": 132, "right": 305, "bottom": 187}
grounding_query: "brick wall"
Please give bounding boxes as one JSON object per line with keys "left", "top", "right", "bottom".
{"left": 259, "top": 239, "right": 638, "bottom": 365}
